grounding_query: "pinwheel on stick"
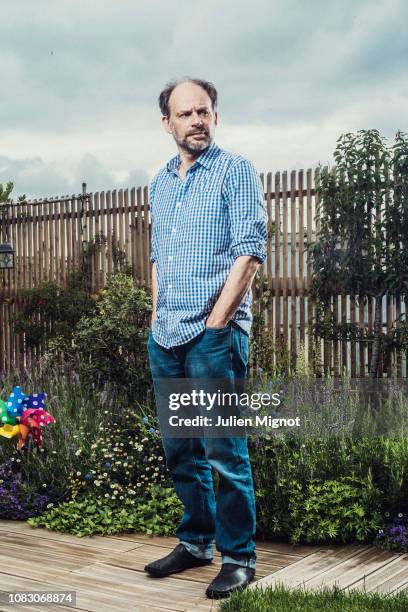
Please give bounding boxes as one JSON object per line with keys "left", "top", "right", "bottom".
{"left": 0, "top": 386, "right": 55, "bottom": 449}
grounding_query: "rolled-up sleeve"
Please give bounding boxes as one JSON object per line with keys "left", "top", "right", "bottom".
{"left": 149, "top": 177, "right": 158, "bottom": 264}
{"left": 223, "top": 159, "right": 268, "bottom": 264}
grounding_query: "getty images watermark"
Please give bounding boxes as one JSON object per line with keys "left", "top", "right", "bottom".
{"left": 152, "top": 378, "right": 302, "bottom": 438}
{"left": 167, "top": 388, "right": 300, "bottom": 429}
{"left": 151, "top": 378, "right": 408, "bottom": 439}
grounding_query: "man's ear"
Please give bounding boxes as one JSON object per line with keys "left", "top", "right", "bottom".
{"left": 162, "top": 115, "right": 172, "bottom": 135}
{"left": 214, "top": 111, "right": 218, "bottom": 126}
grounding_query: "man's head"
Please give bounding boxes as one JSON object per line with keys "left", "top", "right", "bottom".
{"left": 159, "top": 77, "right": 218, "bottom": 155}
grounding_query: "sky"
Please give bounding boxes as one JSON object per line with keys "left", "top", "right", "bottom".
{"left": 1, "top": 0, "right": 407, "bottom": 199}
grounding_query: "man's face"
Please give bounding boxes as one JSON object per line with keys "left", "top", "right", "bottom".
{"left": 162, "top": 82, "right": 218, "bottom": 154}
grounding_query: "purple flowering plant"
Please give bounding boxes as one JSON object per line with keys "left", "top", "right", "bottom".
{"left": 0, "top": 458, "right": 58, "bottom": 520}
{"left": 376, "top": 513, "right": 408, "bottom": 551}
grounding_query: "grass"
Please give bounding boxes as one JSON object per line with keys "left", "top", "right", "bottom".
{"left": 219, "top": 584, "right": 408, "bottom": 611}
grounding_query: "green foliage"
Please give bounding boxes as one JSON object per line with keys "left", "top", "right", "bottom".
{"left": 309, "top": 129, "right": 408, "bottom": 376}
{"left": 28, "top": 486, "right": 183, "bottom": 537}
{"left": 11, "top": 278, "right": 95, "bottom": 347}
{"left": 219, "top": 584, "right": 408, "bottom": 612}
{"left": 288, "top": 477, "right": 382, "bottom": 543}
{"left": 69, "top": 270, "right": 152, "bottom": 402}
{"left": 0, "top": 181, "right": 13, "bottom": 204}
{"left": 251, "top": 433, "right": 408, "bottom": 544}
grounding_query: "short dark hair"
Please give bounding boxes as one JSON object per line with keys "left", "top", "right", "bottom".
{"left": 158, "top": 77, "right": 218, "bottom": 118}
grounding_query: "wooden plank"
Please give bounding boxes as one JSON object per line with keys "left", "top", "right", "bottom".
{"left": 314, "top": 168, "right": 322, "bottom": 375}
{"left": 118, "top": 188, "right": 125, "bottom": 264}
{"left": 282, "top": 171, "right": 288, "bottom": 360}
{"left": 106, "top": 191, "right": 113, "bottom": 279}
{"left": 99, "top": 192, "right": 107, "bottom": 288}
{"left": 136, "top": 187, "right": 143, "bottom": 285}
{"left": 348, "top": 553, "right": 408, "bottom": 594}
{"left": 306, "top": 169, "right": 313, "bottom": 369}
{"left": 359, "top": 293, "right": 365, "bottom": 377}
{"left": 304, "top": 548, "right": 400, "bottom": 590}
{"left": 251, "top": 546, "right": 370, "bottom": 589}
{"left": 350, "top": 295, "right": 356, "bottom": 377}
{"left": 124, "top": 188, "right": 131, "bottom": 269}
{"left": 266, "top": 172, "right": 273, "bottom": 331}
{"left": 298, "top": 170, "right": 305, "bottom": 352}
{"left": 10, "top": 199, "right": 17, "bottom": 296}
{"left": 274, "top": 172, "right": 281, "bottom": 368}
{"left": 396, "top": 294, "right": 402, "bottom": 377}
{"left": 112, "top": 189, "right": 118, "bottom": 273}
{"left": 130, "top": 187, "right": 137, "bottom": 281}
{"left": 0, "top": 523, "right": 138, "bottom": 553}
{"left": 143, "top": 186, "right": 150, "bottom": 287}
{"left": 0, "top": 571, "right": 162, "bottom": 612}
{"left": 93, "top": 192, "right": 101, "bottom": 292}
{"left": 290, "top": 170, "right": 297, "bottom": 369}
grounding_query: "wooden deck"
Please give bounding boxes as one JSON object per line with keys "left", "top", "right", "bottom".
{"left": 0, "top": 521, "right": 406, "bottom": 611}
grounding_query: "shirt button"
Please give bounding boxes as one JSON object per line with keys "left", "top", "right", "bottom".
{"left": 168, "top": 255, "right": 173, "bottom": 261}
{"left": 176, "top": 202, "right": 181, "bottom": 208}
{"left": 172, "top": 228, "right": 176, "bottom": 234}
{"left": 168, "top": 284, "right": 172, "bottom": 289}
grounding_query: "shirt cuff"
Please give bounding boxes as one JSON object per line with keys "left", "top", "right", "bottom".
{"left": 232, "top": 242, "right": 266, "bottom": 264}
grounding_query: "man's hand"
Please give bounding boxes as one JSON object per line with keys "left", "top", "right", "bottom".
{"left": 205, "top": 255, "right": 260, "bottom": 328}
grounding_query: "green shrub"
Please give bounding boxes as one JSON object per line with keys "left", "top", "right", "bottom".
{"left": 11, "top": 277, "right": 95, "bottom": 348}
{"left": 28, "top": 486, "right": 183, "bottom": 537}
{"left": 251, "top": 434, "right": 408, "bottom": 544}
{"left": 69, "top": 270, "right": 152, "bottom": 403}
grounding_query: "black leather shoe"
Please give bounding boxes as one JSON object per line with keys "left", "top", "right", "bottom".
{"left": 144, "top": 543, "right": 213, "bottom": 577}
{"left": 206, "top": 563, "right": 255, "bottom": 599}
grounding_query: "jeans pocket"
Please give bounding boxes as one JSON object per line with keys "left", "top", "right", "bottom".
{"left": 205, "top": 322, "right": 231, "bottom": 333}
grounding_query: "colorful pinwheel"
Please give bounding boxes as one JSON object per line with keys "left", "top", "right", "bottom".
{"left": 0, "top": 386, "right": 55, "bottom": 449}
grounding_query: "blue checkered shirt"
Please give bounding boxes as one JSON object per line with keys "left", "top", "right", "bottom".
{"left": 149, "top": 141, "right": 268, "bottom": 348}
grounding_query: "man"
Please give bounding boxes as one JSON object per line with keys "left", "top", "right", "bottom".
{"left": 145, "top": 77, "right": 268, "bottom": 599}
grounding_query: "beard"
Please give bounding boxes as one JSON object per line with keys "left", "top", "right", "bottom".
{"left": 176, "top": 129, "right": 212, "bottom": 154}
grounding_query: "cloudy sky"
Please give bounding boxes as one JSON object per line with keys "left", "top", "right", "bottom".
{"left": 1, "top": 0, "right": 407, "bottom": 199}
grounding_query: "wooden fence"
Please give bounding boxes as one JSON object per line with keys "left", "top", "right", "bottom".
{"left": 0, "top": 171, "right": 406, "bottom": 377}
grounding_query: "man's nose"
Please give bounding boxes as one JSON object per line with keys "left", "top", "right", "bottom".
{"left": 191, "top": 112, "right": 204, "bottom": 125}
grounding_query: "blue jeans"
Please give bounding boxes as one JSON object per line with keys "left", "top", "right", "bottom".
{"left": 147, "top": 321, "right": 256, "bottom": 569}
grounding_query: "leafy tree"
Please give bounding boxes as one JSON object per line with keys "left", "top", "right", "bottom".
{"left": 309, "top": 129, "right": 408, "bottom": 377}
{"left": 0, "top": 181, "right": 13, "bottom": 204}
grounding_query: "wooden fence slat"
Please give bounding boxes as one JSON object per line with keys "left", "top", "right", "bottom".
{"left": 282, "top": 171, "right": 289, "bottom": 359}
{"left": 274, "top": 172, "right": 281, "bottom": 359}
{"left": 290, "top": 170, "right": 297, "bottom": 369}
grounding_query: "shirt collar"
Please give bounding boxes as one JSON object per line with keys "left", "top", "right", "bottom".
{"left": 166, "top": 141, "right": 220, "bottom": 175}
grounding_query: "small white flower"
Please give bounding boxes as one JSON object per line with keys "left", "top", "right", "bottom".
{"left": 76, "top": 471, "right": 81, "bottom": 476}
